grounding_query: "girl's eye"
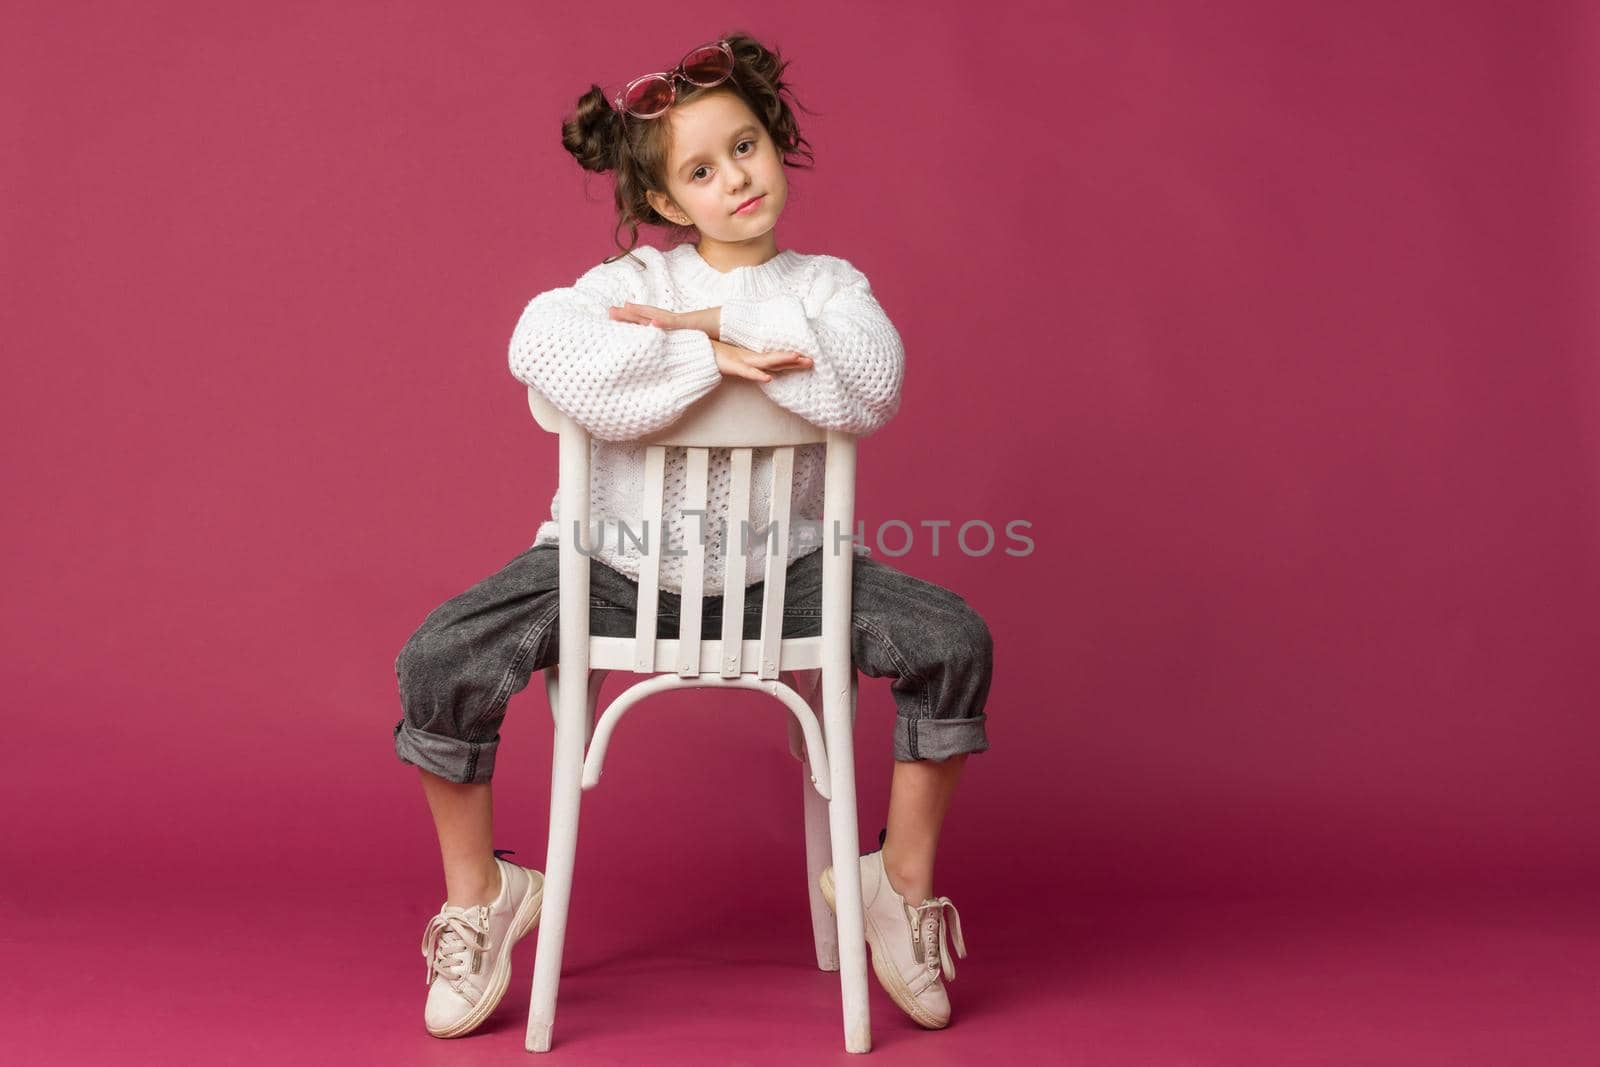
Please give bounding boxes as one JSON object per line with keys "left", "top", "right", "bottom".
{"left": 692, "top": 140, "right": 755, "bottom": 182}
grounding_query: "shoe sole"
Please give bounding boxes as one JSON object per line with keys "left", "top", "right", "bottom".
{"left": 427, "top": 873, "right": 546, "bottom": 1039}
{"left": 819, "top": 866, "right": 949, "bottom": 1030}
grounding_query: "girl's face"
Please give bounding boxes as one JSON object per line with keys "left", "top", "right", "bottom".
{"left": 646, "top": 90, "right": 787, "bottom": 250}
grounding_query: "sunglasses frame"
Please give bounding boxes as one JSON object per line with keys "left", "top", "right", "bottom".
{"left": 611, "top": 39, "right": 736, "bottom": 120}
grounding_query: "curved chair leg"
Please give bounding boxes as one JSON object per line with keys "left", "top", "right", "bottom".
{"left": 782, "top": 668, "right": 818, "bottom": 761}
{"left": 784, "top": 669, "right": 839, "bottom": 971}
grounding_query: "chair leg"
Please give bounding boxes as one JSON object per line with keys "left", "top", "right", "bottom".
{"left": 819, "top": 669, "right": 872, "bottom": 1054}
{"left": 525, "top": 668, "right": 589, "bottom": 1052}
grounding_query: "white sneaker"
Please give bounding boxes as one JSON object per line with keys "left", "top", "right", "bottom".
{"left": 819, "top": 839, "right": 968, "bottom": 1029}
{"left": 421, "top": 856, "right": 544, "bottom": 1038}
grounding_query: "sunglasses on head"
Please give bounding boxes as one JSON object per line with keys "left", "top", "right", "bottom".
{"left": 610, "top": 39, "right": 735, "bottom": 120}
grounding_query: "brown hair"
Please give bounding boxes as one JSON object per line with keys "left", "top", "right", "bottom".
{"left": 559, "top": 31, "right": 816, "bottom": 266}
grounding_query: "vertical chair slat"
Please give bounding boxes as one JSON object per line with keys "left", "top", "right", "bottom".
{"left": 759, "top": 446, "right": 795, "bottom": 680}
{"left": 719, "top": 447, "right": 753, "bottom": 677}
{"left": 632, "top": 445, "right": 666, "bottom": 673}
{"left": 676, "top": 447, "right": 709, "bottom": 676}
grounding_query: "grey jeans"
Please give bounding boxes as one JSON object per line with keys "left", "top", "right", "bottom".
{"left": 393, "top": 542, "right": 993, "bottom": 783}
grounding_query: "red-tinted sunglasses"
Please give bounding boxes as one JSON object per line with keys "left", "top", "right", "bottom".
{"left": 611, "top": 40, "right": 735, "bottom": 120}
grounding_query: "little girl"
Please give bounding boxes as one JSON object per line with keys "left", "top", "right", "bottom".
{"left": 393, "top": 31, "right": 994, "bottom": 1039}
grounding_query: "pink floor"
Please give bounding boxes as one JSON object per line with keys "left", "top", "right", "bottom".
{"left": 9, "top": 878, "right": 1594, "bottom": 1064}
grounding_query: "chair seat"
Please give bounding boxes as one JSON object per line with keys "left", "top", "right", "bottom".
{"left": 588, "top": 635, "right": 824, "bottom": 674}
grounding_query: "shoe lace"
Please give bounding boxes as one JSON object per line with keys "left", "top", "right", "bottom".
{"left": 421, "top": 905, "right": 490, "bottom": 987}
{"left": 910, "top": 897, "right": 968, "bottom": 982}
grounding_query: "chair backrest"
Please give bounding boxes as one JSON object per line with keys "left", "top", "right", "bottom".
{"left": 527, "top": 380, "right": 859, "bottom": 683}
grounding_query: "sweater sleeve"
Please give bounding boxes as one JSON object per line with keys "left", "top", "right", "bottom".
{"left": 508, "top": 258, "right": 724, "bottom": 442}
{"left": 715, "top": 262, "right": 905, "bottom": 436}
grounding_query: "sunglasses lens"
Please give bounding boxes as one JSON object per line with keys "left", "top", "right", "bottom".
{"left": 680, "top": 45, "right": 732, "bottom": 85}
{"left": 623, "top": 76, "right": 674, "bottom": 116}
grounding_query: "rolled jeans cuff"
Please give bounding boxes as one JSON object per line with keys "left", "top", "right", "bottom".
{"left": 895, "top": 713, "right": 989, "bottom": 762}
{"left": 394, "top": 719, "right": 499, "bottom": 784}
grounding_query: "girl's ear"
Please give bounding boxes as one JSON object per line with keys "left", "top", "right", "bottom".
{"left": 646, "top": 189, "right": 689, "bottom": 226}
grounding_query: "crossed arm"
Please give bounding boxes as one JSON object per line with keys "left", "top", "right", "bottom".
{"left": 604, "top": 303, "right": 811, "bottom": 382}
{"left": 509, "top": 260, "right": 903, "bottom": 441}
{"left": 606, "top": 268, "right": 905, "bottom": 437}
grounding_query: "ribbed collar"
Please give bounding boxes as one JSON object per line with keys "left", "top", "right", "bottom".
{"left": 666, "top": 242, "right": 810, "bottom": 298}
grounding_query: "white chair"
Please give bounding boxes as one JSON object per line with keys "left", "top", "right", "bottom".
{"left": 522, "top": 379, "right": 874, "bottom": 1054}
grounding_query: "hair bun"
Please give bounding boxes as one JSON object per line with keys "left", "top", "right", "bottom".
{"left": 560, "top": 85, "right": 622, "bottom": 174}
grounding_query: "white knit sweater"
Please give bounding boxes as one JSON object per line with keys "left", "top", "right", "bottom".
{"left": 509, "top": 242, "right": 904, "bottom": 595}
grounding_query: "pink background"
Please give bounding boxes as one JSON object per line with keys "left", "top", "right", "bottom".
{"left": 4, "top": 1, "right": 1597, "bottom": 1063}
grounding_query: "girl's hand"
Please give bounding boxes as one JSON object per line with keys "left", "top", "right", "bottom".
{"left": 608, "top": 302, "right": 720, "bottom": 340}
{"left": 710, "top": 338, "right": 813, "bottom": 383}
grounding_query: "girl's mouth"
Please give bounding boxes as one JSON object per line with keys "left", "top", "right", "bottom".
{"left": 734, "top": 195, "right": 765, "bottom": 215}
